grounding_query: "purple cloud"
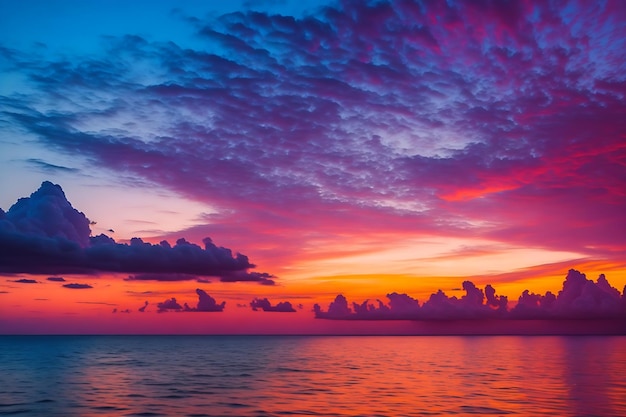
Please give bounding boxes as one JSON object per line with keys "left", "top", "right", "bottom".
{"left": 125, "top": 273, "right": 199, "bottom": 282}
{"left": 63, "top": 283, "right": 93, "bottom": 289}
{"left": 1, "top": 1, "right": 623, "bottom": 273}
{"left": 157, "top": 298, "right": 183, "bottom": 312}
{"left": 10, "top": 278, "right": 39, "bottom": 284}
{"left": 510, "top": 270, "right": 625, "bottom": 319}
{"left": 186, "top": 289, "right": 225, "bottom": 312}
{"left": 47, "top": 276, "right": 66, "bottom": 282}
{"left": 250, "top": 298, "right": 296, "bottom": 312}
{"left": 0, "top": 182, "right": 273, "bottom": 283}
{"left": 315, "top": 270, "right": 626, "bottom": 321}
{"left": 157, "top": 289, "right": 225, "bottom": 313}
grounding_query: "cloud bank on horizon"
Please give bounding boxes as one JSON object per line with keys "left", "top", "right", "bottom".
{"left": 0, "top": 0, "right": 624, "bottom": 272}
{"left": 0, "top": 181, "right": 274, "bottom": 284}
{"left": 315, "top": 269, "right": 626, "bottom": 320}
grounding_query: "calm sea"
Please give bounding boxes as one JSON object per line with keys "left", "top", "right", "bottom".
{"left": 1, "top": 335, "right": 625, "bottom": 416}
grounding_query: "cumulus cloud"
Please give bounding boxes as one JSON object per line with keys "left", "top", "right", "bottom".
{"left": 0, "top": 182, "right": 274, "bottom": 283}
{"left": 510, "top": 270, "right": 625, "bottom": 319}
{"left": 63, "top": 283, "right": 93, "bottom": 289}
{"left": 157, "top": 298, "right": 183, "bottom": 312}
{"left": 315, "top": 270, "right": 625, "bottom": 321}
{"left": 186, "top": 289, "right": 225, "bottom": 312}
{"left": 250, "top": 298, "right": 296, "bottom": 312}
{"left": 158, "top": 289, "right": 226, "bottom": 313}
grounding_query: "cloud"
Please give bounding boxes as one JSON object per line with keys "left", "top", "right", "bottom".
{"left": 510, "top": 270, "right": 625, "bottom": 319}
{"left": 10, "top": 279, "right": 38, "bottom": 284}
{"left": 1, "top": 1, "right": 624, "bottom": 273}
{"left": 47, "top": 276, "right": 66, "bottom": 282}
{"left": 158, "top": 289, "right": 226, "bottom": 312}
{"left": 125, "top": 273, "right": 199, "bottom": 282}
{"left": 315, "top": 269, "right": 625, "bottom": 321}
{"left": 186, "top": 289, "right": 225, "bottom": 312}
{"left": 157, "top": 298, "right": 183, "bottom": 312}
{"left": 250, "top": 298, "right": 296, "bottom": 312}
{"left": 63, "top": 283, "right": 93, "bottom": 289}
{"left": 220, "top": 271, "right": 275, "bottom": 285}
{"left": 26, "top": 158, "right": 80, "bottom": 173}
{"left": 138, "top": 301, "right": 148, "bottom": 312}
{"left": 0, "top": 182, "right": 274, "bottom": 283}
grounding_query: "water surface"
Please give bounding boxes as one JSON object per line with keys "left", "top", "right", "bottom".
{"left": 1, "top": 335, "right": 624, "bottom": 416}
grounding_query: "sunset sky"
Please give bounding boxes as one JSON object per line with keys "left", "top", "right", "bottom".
{"left": 1, "top": 0, "right": 625, "bottom": 334}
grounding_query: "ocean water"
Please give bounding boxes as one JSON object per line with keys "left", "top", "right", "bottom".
{"left": 1, "top": 336, "right": 625, "bottom": 416}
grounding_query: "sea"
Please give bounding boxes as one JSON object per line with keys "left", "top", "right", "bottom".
{"left": 1, "top": 335, "right": 625, "bottom": 416}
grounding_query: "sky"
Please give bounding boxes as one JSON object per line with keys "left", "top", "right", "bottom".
{"left": 1, "top": 0, "right": 625, "bottom": 334}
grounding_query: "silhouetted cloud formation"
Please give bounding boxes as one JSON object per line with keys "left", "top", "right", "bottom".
{"left": 158, "top": 289, "right": 225, "bottom": 312}
{"left": 250, "top": 298, "right": 296, "bottom": 312}
{"left": 184, "top": 289, "right": 225, "bottom": 312}
{"left": 10, "top": 279, "right": 38, "bottom": 284}
{"left": 0, "top": 182, "right": 273, "bottom": 283}
{"left": 125, "top": 273, "right": 199, "bottom": 282}
{"left": 157, "top": 298, "right": 183, "bottom": 312}
{"left": 315, "top": 270, "right": 626, "bottom": 321}
{"left": 47, "top": 276, "right": 66, "bottom": 282}
{"left": 63, "top": 283, "right": 93, "bottom": 289}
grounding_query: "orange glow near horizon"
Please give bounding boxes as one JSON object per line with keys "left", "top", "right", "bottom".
{"left": 2, "top": 256, "right": 625, "bottom": 334}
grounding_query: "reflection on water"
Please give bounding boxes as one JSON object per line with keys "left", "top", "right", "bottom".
{"left": 1, "top": 335, "right": 625, "bottom": 416}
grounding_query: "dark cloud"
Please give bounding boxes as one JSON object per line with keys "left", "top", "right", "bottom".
{"left": 157, "top": 298, "right": 183, "bottom": 312}
{"left": 138, "top": 301, "right": 148, "bottom": 312}
{"left": 0, "top": 182, "right": 274, "bottom": 283}
{"left": 510, "top": 270, "right": 625, "bottom": 319}
{"left": 315, "top": 270, "right": 626, "bottom": 321}
{"left": 47, "top": 276, "right": 66, "bottom": 282}
{"left": 125, "top": 273, "right": 199, "bottom": 282}
{"left": 250, "top": 297, "right": 296, "bottom": 312}
{"left": 10, "top": 279, "right": 38, "bottom": 284}
{"left": 220, "top": 271, "right": 275, "bottom": 285}
{"left": 63, "top": 283, "right": 93, "bottom": 289}
{"left": 187, "top": 289, "right": 225, "bottom": 312}
{"left": 158, "top": 289, "right": 225, "bottom": 312}
{"left": 26, "top": 158, "right": 80, "bottom": 173}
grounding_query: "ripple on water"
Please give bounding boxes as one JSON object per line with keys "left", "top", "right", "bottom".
{"left": 0, "top": 336, "right": 625, "bottom": 417}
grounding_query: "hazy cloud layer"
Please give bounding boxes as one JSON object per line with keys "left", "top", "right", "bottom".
{"left": 1, "top": 0, "right": 624, "bottom": 269}
{"left": 0, "top": 182, "right": 273, "bottom": 283}
{"left": 314, "top": 270, "right": 626, "bottom": 320}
